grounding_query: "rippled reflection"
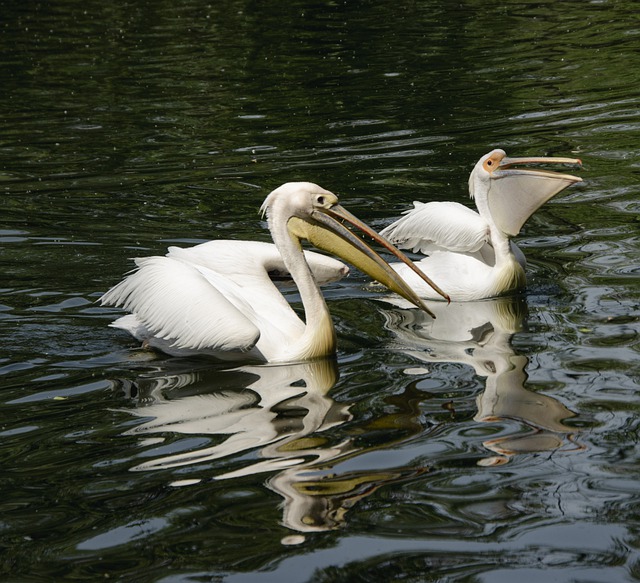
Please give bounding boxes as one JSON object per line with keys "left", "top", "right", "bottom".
{"left": 381, "top": 297, "right": 584, "bottom": 465}
{"left": 120, "top": 359, "right": 424, "bottom": 533}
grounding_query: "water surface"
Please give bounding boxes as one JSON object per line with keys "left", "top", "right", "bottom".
{"left": 1, "top": 1, "right": 639, "bottom": 581}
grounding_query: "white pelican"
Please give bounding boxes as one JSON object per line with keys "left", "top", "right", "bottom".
{"left": 380, "top": 149, "right": 583, "bottom": 301}
{"left": 101, "top": 182, "right": 447, "bottom": 363}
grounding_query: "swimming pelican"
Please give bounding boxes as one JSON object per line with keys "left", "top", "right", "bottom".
{"left": 380, "top": 149, "right": 583, "bottom": 301}
{"left": 101, "top": 182, "right": 447, "bottom": 363}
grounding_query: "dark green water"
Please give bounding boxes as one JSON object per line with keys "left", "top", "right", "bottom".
{"left": 1, "top": 1, "right": 639, "bottom": 581}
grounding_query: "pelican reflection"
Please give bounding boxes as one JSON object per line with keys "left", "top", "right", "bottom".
{"left": 122, "top": 360, "right": 345, "bottom": 474}
{"left": 381, "top": 297, "right": 583, "bottom": 464}
{"left": 119, "top": 359, "right": 425, "bottom": 533}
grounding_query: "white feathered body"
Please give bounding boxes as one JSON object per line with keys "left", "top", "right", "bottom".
{"left": 381, "top": 201, "right": 526, "bottom": 301}
{"left": 101, "top": 240, "right": 348, "bottom": 362}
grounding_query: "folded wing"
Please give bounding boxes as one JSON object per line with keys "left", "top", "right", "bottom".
{"left": 380, "top": 201, "right": 490, "bottom": 255}
{"left": 100, "top": 255, "right": 261, "bottom": 352}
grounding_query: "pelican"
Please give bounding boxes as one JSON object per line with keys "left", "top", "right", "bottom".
{"left": 101, "top": 182, "right": 447, "bottom": 363}
{"left": 380, "top": 149, "right": 583, "bottom": 301}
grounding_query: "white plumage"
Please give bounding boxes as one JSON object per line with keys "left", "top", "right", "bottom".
{"left": 101, "top": 182, "right": 445, "bottom": 363}
{"left": 381, "top": 149, "right": 582, "bottom": 301}
{"left": 104, "top": 241, "right": 345, "bottom": 356}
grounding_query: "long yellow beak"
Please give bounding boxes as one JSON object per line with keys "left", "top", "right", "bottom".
{"left": 288, "top": 203, "right": 449, "bottom": 318}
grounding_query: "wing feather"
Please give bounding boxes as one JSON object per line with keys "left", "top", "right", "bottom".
{"left": 381, "top": 201, "right": 490, "bottom": 254}
{"left": 100, "top": 256, "right": 260, "bottom": 352}
{"left": 167, "top": 240, "right": 348, "bottom": 286}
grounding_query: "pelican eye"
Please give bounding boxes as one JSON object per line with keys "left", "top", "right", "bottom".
{"left": 483, "top": 156, "right": 501, "bottom": 173}
{"left": 313, "top": 192, "right": 338, "bottom": 209}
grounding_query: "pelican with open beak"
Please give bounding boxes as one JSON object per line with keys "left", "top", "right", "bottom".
{"left": 101, "top": 182, "right": 447, "bottom": 363}
{"left": 380, "top": 149, "right": 583, "bottom": 301}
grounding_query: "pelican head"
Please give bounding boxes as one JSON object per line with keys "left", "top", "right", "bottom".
{"left": 261, "top": 182, "right": 448, "bottom": 315}
{"left": 469, "top": 149, "right": 583, "bottom": 237}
